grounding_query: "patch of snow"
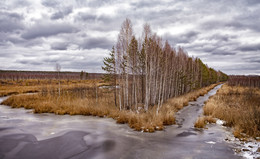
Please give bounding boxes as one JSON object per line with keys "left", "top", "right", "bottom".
{"left": 243, "top": 153, "right": 253, "bottom": 159}
{"left": 205, "top": 141, "right": 216, "bottom": 144}
{"left": 224, "top": 130, "right": 260, "bottom": 159}
{"left": 240, "top": 141, "right": 260, "bottom": 159}
{"left": 99, "top": 85, "right": 120, "bottom": 89}
{"left": 216, "top": 119, "right": 225, "bottom": 125}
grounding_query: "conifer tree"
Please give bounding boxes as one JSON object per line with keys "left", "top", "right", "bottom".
{"left": 102, "top": 46, "right": 117, "bottom": 106}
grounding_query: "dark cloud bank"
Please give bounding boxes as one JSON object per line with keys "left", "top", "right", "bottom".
{"left": 0, "top": 0, "right": 259, "bottom": 75}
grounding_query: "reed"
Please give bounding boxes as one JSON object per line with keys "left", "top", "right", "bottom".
{"left": 202, "top": 84, "right": 260, "bottom": 138}
{"left": 194, "top": 116, "right": 216, "bottom": 128}
{"left": 1, "top": 80, "right": 219, "bottom": 132}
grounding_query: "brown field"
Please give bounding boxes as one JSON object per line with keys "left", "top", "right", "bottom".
{"left": 1, "top": 79, "right": 219, "bottom": 132}
{"left": 200, "top": 84, "right": 260, "bottom": 138}
{"left": 0, "top": 79, "right": 106, "bottom": 97}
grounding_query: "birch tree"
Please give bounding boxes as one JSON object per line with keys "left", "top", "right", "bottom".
{"left": 116, "top": 18, "right": 133, "bottom": 110}
{"left": 102, "top": 18, "right": 228, "bottom": 112}
{"left": 129, "top": 36, "right": 138, "bottom": 110}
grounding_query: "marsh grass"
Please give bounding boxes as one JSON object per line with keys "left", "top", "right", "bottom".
{"left": 0, "top": 79, "right": 106, "bottom": 97}
{"left": 1, "top": 80, "right": 219, "bottom": 132}
{"left": 163, "top": 84, "right": 217, "bottom": 111}
{"left": 194, "top": 116, "right": 216, "bottom": 128}
{"left": 202, "top": 84, "right": 260, "bottom": 138}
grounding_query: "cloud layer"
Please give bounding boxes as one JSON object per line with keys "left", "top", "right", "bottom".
{"left": 0, "top": 0, "right": 259, "bottom": 75}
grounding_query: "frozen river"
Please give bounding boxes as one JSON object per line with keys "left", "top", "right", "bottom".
{"left": 0, "top": 84, "right": 240, "bottom": 159}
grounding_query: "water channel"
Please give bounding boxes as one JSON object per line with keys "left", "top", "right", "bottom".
{"left": 0, "top": 84, "right": 241, "bottom": 159}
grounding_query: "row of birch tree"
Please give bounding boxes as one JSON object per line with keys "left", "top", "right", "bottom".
{"left": 102, "top": 18, "right": 228, "bottom": 112}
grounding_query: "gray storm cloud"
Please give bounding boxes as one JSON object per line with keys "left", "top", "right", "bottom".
{"left": 0, "top": 0, "right": 259, "bottom": 74}
{"left": 21, "top": 22, "right": 78, "bottom": 39}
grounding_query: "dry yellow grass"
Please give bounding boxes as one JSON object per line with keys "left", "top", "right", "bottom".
{"left": 1, "top": 80, "right": 220, "bottom": 132}
{"left": 194, "top": 116, "right": 216, "bottom": 128}
{"left": 202, "top": 84, "right": 260, "bottom": 138}
{"left": 0, "top": 79, "right": 106, "bottom": 97}
{"left": 163, "top": 83, "right": 218, "bottom": 111}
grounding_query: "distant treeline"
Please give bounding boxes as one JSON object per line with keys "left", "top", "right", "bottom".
{"left": 228, "top": 75, "right": 260, "bottom": 88}
{"left": 0, "top": 70, "right": 104, "bottom": 80}
{"left": 102, "top": 18, "right": 228, "bottom": 111}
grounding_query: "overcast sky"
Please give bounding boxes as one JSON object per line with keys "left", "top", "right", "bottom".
{"left": 0, "top": 0, "right": 260, "bottom": 75}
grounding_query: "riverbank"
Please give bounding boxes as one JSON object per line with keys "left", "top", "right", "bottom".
{"left": 201, "top": 84, "right": 260, "bottom": 138}
{"left": 193, "top": 83, "right": 260, "bottom": 158}
{"left": 1, "top": 82, "right": 220, "bottom": 132}
{"left": 0, "top": 85, "right": 239, "bottom": 159}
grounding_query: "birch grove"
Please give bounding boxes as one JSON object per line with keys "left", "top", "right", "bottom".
{"left": 102, "top": 19, "right": 228, "bottom": 112}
